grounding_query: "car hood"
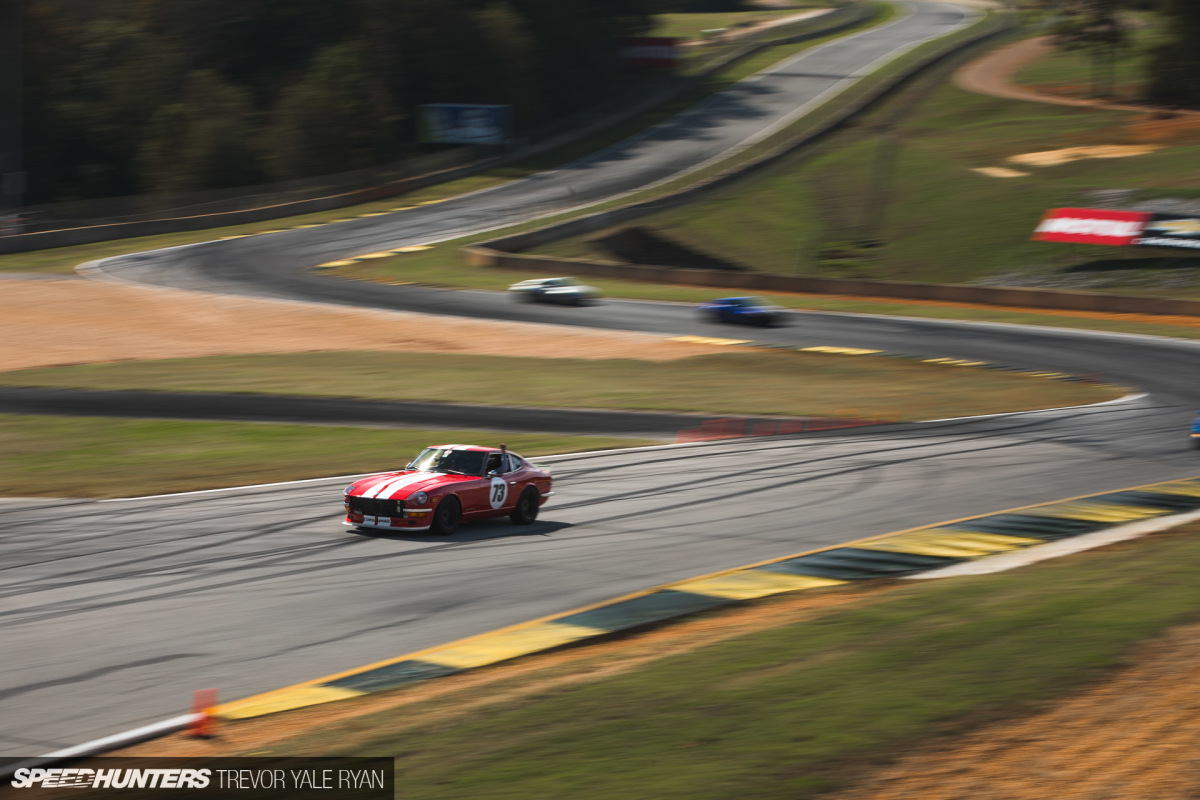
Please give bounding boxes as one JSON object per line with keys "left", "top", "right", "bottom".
{"left": 348, "top": 470, "right": 475, "bottom": 501}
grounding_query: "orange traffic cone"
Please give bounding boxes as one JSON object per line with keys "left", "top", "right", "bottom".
{"left": 189, "top": 689, "right": 218, "bottom": 738}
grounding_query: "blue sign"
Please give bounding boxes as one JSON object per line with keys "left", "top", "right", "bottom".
{"left": 418, "top": 104, "right": 511, "bottom": 145}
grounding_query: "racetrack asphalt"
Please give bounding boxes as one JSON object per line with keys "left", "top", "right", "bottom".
{"left": 8, "top": 0, "right": 1200, "bottom": 759}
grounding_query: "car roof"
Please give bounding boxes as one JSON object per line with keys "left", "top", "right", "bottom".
{"left": 430, "top": 444, "right": 502, "bottom": 453}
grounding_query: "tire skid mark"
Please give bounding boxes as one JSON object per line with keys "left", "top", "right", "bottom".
{"left": 0, "top": 517, "right": 348, "bottom": 596}
{"left": 553, "top": 414, "right": 1136, "bottom": 513}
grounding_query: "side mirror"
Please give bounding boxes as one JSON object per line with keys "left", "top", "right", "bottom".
{"left": 487, "top": 469, "right": 501, "bottom": 477}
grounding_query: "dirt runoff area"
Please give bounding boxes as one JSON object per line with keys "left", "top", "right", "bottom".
{"left": 834, "top": 617, "right": 1200, "bottom": 800}
{"left": 0, "top": 275, "right": 725, "bottom": 372}
{"left": 954, "top": 35, "right": 1200, "bottom": 119}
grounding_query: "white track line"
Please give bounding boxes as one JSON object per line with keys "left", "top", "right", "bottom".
{"left": 0, "top": 714, "right": 199, "bottom": 778}
{"left": 906, "top": 508, "right": 1200, "bottom": 579}
{"left": 801, "top": 307, "right": 1200, "bottom": 350}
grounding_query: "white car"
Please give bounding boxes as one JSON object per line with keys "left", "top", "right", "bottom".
{"left": 508, "top": 277, "right": 601, "bottom": 306}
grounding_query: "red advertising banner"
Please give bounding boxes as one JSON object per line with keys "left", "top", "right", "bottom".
{"left": 620, "top": 37, "right": 678, "bottom": 68}
{"left": 1031, "top": 208, "right": 1150, "bottom": 246}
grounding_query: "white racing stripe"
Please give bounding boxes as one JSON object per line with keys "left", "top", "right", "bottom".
{"left": 364, "top": 473, "right": 412, "bottom": 499}
{"left": 369, "top": 472, "right": 443, "bottom": 499}
{"left": 353, "top": 473, "right": 399, "bottom": 497}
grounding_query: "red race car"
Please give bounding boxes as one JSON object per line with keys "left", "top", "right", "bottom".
{"left": 343, "top": 444, "right": 553, "bottom": 535}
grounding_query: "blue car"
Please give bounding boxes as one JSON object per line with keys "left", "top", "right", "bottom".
{"left": 1191, "top": 414, "right": 1200, "bottom": 449}
{"left": 697, "top": 296, "right": 785, "bottom": 327}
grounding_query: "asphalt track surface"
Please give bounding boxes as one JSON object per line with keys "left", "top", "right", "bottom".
{"left": 6, "top": 0, "right": 1200, "bottom": 759}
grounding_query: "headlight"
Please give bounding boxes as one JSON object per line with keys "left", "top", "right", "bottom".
{"left": 409, "top": 491, "right": 429, "bottom": 506}
{"left": 343, "top": 485, "right": 354, "bottom": 496}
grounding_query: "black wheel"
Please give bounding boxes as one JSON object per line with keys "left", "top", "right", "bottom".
{"left": 1192, "top": 439, "right": 1200, "bottom": 450}
{"left": 431, "top": 496, "right": 461, "bottom": 535}
{"left": 509, "top": 487, "right": 540, "bottom": 525}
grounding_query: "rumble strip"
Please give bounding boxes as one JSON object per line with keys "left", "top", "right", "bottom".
{"left": 216, "top": 475, "right": 1200, "bottom": 720}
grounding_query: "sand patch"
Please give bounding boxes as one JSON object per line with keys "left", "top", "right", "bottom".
{"left": 1009, "top": 144, "right": 1162, "bottom": 167}
{"left": 972, "top": 166, "right": 1029, "bottom": 178}
{"left": 0, "top": 277, "right": 724, "bottom": 373}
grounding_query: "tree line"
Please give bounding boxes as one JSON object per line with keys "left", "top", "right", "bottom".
{"left": 23, "top": 0, "right": 658, "bottom": 203}
{"left": 1040, "top": 0, "right": 1200, "bottom": 107}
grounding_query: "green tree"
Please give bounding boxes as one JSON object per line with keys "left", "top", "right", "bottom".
{"left": 1145, "top": 0, "right": 1200, "bottom": 107}
{"left": 507, "top": 0, "right": 654, "bottom": 117}
{"left": 1048, "top": 0, "right": 1127, "bottom": 99}
{"left": 159, "top": 0, "right": 354, "bottom": 107}
{"left": 23, "top": 0, "right": 657, "bottom": 201}
{"left": 268, "top": 41, "right": 400, "bottom": 178}
{"left": 24, "top": 4, "right": 178, "bottom": 200}
{"left": 138, "top": 70, "right": 264, "bottom": 192}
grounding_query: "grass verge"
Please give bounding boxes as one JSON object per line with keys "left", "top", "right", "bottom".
{"left": 169, "top": 520, "right": 1200, "bottom": 800}
{"left": 0, "top": 414, "right": 652, "bottom": 498}
{"left": 0, "top": 5, "right": 886, "bottom": 277}
{"left": 651, "top": 6, "right": 823, "bottom": 40}
{"left": 0, "top": 350, "right": 1122, "bottom": 420}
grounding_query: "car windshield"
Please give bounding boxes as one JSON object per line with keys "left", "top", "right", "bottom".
{"left": 406, "top": 447, "right": 487, "bottom": 476}
{"left": 739, "top": 297, "right": 766, "bottom": 307}
{"left": 553, "top": 277, "right": 577, "bottom": 286}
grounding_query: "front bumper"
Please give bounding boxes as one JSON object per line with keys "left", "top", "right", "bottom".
{"left": 345, "top": 518, "right": 431, "bottom": 532}
{"left": 345, "top": 507, "right": 433, "bottom": 531}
